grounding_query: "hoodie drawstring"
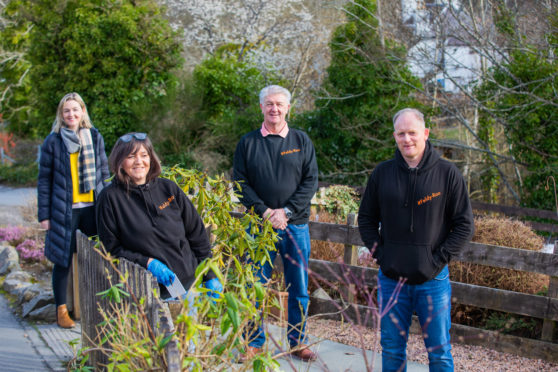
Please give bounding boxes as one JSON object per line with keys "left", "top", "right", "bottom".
{"left": 405, "top": 168, "right": 418, "bottom": 233}
{"left": 140, "top": 183, "right": 158, "bottom": 226}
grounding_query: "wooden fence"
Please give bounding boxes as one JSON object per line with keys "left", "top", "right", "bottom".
{"left": 74, "top": 200, "right": 558, "bottom": 366}
{"left": 470, "top": 200, "right": 558, "bottom": 234}
{"left": 305, "top": 214, "right": 558, "bottom": 362}
{"left": 76, "top": 231, "right": 181, "bottom": 371}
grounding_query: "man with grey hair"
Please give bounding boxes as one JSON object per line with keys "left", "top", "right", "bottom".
{"left": 233, "top": 85, "right": 319, "bottom": 362}
{"left": 358, "top": 108, "right": 474, "bottom": 371}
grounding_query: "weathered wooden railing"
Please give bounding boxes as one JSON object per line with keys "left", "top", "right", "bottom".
{"left": 74, "top": 205, "right": 557, "bottom": 365}
{"left": 76, "top": 231, "right": 180, "bottom": 371}
{"left": 305, "top": 215, "right": 558, "bottom": 362}
{"left": 470, "top": 200, "right": 558, "bottom": 234}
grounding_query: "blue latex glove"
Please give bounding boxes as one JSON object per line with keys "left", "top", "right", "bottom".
{"left": 147, "top": 259, "right": 176, "bottom": 286}
{"left": 204, "top": 277, "right": 223, "bottom": 300}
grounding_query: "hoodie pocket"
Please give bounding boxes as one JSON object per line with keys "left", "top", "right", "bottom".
{"left": 379, "top": 242, "right": 438, "bottom": 284}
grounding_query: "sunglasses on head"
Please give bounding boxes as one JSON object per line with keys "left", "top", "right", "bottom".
{"left": 119, "top": 132, "right": 147, "bottom": 143}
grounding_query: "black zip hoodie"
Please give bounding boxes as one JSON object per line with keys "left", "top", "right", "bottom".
{"left": 358, "top": 141, "right": 474, "bottom": 284}
{"left": 96, "top": 177, "right": 214, "bottom": 295}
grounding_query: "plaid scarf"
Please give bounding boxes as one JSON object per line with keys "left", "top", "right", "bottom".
{"left": 78, "top": 128, "right": 96, "bottom": 193}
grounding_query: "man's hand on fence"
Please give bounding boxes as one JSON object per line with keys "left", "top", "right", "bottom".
{"left": 204, "top": 277, "right": 223, "bottom": 301}
{"left": 147, "top": 259, "right": 176, "bottom": 286}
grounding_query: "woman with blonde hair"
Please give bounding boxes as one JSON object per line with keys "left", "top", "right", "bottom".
{"left": 38, "top": 92, "right": 110, "bottom": 328}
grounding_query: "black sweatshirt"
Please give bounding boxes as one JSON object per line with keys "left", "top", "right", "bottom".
{"left": 358, "top": 141, "right": 474, "bottom": 284}
{"left": 96, "top": 177, "right": 214, "bottom": 293}
{"left": 233, "top": 127, "right": 318, "bottom": 224}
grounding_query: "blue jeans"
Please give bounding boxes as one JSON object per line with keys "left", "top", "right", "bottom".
{"left": 378, "top": 266, "right": 453, "bottom": 372}
{"left": 247, "top": 224, "right": 311, "bottom": 348}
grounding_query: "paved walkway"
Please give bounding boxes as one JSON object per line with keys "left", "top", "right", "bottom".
{"left": 0, "top": 186, "right": 36, "bottom": 206}
{"left": 0, "top": 294, "right": 69, "bottom": 371}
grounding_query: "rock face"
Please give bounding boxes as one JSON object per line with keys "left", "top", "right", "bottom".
{"left": 22, "top": 291, "right": 55, "bottom": 318}
{"left": 3, "top": 270, "right": 33, "bottom": 293}
{"left": 28, "top": 303, "right": 56, "bottom": 322}
{"left": 1, "top": 242, "right": 57, "bottom": 322}
{"left": 158, "top": 0, "right": 347, "bottom": 109}
{"left": 16, "top": 283, "right": 43, "bottom": 305}
{"left": 0, "top": 245, "right": 21, "bottom": 275}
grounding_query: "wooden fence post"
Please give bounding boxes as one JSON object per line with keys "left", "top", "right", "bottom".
{"left": 541, "top": 240, "right": 558, "bottom": 342}
{"left": 64, "top": 253, "right": 80, "bottom": 320}
{"left": 342, "top": 213, "right": 358, "bottom": 303}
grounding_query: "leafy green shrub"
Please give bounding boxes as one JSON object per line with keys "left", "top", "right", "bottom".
{"left": 73, "top": 167, "right": 284, "bottom": 371}
{"left": 5, "top": 0, "right": 182, "bottom": 147}
{"left": 474, "top": 7, "right": 558, "bottom": 209}
{"left": 191, "top": 46, "right": 281, "bottom": 171}
{"left": 319, "top": 185, "right": 360, "bottom": 223}
{"left": 297, "top": 0, "right": 425, "bottom": 185}
{"left": 0, "top": 163, "right": 38, "bottom": 186}
{"left": 485, "top": 312, "right": 538, "bottom": 337}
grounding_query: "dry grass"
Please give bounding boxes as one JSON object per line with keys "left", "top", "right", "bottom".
{"left": 309, "top": 208, "right": 345, "bottom": 262}
{"left": 20, "top": 197, "right": 40, "bottom": 226}
{"left": 450, "top": 216, "right": 548, "bottom": 294}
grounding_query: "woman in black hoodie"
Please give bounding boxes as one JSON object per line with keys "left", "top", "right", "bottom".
{"left": 96, "top": 133, "right": 221, "bottom": 299}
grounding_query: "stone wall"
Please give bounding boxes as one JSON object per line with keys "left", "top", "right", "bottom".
{"left": 158, "top": 0, "right": 348, "bottom": 109}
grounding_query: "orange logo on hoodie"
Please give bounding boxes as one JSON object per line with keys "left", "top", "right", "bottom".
{"left": 417, "top": 192, "right": 441, "bottom": 206}
{"left": 158, "top": 195, "right": 175, "bottom": 210}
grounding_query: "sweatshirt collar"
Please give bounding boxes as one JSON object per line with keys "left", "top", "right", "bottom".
{"left": 260, "top": 122, "right": 289, "bottom": 138}
{"left": 396, "top": 140, "right": 440, "bottom": 172}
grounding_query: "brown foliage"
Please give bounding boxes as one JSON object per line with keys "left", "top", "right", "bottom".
{"left": 309, "top": 208, "right": 344, "bottom": 262}
{"left": 450, "top": 216, "right": 548, "bottom": 294}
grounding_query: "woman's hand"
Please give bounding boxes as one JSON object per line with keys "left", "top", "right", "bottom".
{"left": 147, "top": 258, "right": 176, "bottom": 286}
{"left": 204, "top": 277, "right": 223, "bottom": 300}
{"left": 40, "top": 220, "right": 50, "bottom": 230}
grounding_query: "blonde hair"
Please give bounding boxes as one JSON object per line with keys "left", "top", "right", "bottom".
{"left": 52, "top": 92, "right": 93, "bottom": 133}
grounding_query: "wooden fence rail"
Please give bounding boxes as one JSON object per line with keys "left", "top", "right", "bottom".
{"left": 305, "top": 215, "right": 558, "bottom": 362}
{"left": 471, "top": 201, "right": 558, "bottom": 234}
{"left": 76, "top": 231, "right": 180, "bottom": 371}
{"left": 74, "top": 206, "right": 557, "bottom": 365}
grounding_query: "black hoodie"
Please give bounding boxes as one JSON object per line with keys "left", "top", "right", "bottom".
{"left": 358, "top": 141, "right": 474, "bottom": 284}
{"left": 96, "top": 177, "right": 214, "bottom": 294}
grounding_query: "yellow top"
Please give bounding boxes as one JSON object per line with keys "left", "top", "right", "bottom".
{"left": 70, "top": 152, "right": 94, "bottom": 203}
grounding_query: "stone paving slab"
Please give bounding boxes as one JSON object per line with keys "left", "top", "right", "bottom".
{"left": 36, "top": 322, "right": 81, "bottom": 364}
{"left": 0, "top": 294, "right": 50, "bottom": 371}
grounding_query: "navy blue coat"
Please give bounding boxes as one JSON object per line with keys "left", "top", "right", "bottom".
{"left": 38, "top": 128, "right": 110, "bottom": 267}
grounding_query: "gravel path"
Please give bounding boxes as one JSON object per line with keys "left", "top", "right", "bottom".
{"left": 306, "top": 318, "right": 558, "bottom": 372}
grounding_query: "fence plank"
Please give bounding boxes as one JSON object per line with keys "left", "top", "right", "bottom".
{"left": 72, "top": 254, "right": 81, "bottom": 320}
{"left": 452, "top": 281, "right": 558, "bottom": 321}
{"left": 308, "top": 259, "right": 558, "bottom": 322}
{"left": 342, "top": 214, "right": 358, "bottom": 303}
{"left": 456, "top": 242, "right": 558, "bottom": 276}
{"left": 542, "top": 241, "right": 558, "bottom": 341}
{"left": 471, "top": 201, "right": 558, "bottom": 221}
{"left": 306, "top": 220, "right": 558, "bottom": 276}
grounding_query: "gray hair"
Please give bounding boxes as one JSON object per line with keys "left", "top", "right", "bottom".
{"left": 392, "top": 108, "right": 425, "bottom": 130}
{"left": 259, "top": 85, "right": 291, "bottom": 105}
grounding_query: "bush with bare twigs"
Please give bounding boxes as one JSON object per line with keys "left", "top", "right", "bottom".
{"left": 450, "top": 216, "right": 547, "bottom": 294}
{"left": 450, "top": 216, "right": 548, "bottom": 337}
